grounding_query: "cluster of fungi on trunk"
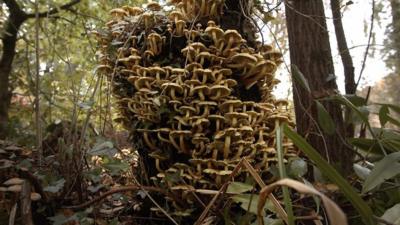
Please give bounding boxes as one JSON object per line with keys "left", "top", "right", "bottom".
{"left": 94, "top": 0, "right": 297, "bottom": 220}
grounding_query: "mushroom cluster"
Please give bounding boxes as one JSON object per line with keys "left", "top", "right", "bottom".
{"left": 95, "top": 0, "right": 297, "bottom": 217}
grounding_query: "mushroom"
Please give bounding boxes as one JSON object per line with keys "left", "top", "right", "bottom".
{"left": 193, "top": 68, "right": 213, "bottom": 84}
{"left": 181, "top": 46, "right": 196, "bottom": 63}
{"left": 142, "top": 12, "right": 154, "bottom": 30}
{"left": 209, "top": 0, "right": 222, "bottom": 17}
{"left": 149, "top": 150, "right": 169, "bottom": 172}
{"left": 224, "top": 30, "right": 243, "bottom": 51}
{"left": 169, "top": 130, "right": 192, "bottom": 154}
{"left": 162, "top": 82, "right": 184, "bottom": 100}
{"left": 147, "top": 33, "right": 164, "bottom": 55}
{"left": 175, "top": 20, "right": 186, "bottom": 36}
{"left": 209, "top": 85, "right": 231, "bottom": 100}
{"left": 190, "top": 85, "right": 209, "bottom": 101}
{"left": 212, "top": 68, "right": 232, "bottom": 84}
{"left": 193, "top": 100, "right": 217, "bottom": 117}
{"left": 110, "top": 8, "right": 128, "bottom": 20}
{"left": 215, "top": 127, "right": 240, "bottom": 159}
{"left": 219, "top": 99, "right": 242, "bottom": 113}
{"left": 185, "top": 62, "right": 203, "bottom": 72}
{"left": 122, "top": 6, "right": 144, "bottom": 16}
{"left": 208, "top": 114, "right": 225, "bottom": 132}
{"left": 205, "top": 25, "right": 224, "bottom": 47}
{"left": 184, "top": 29, "right": 200, "bottom": 41}
{"left": 147, "top": 1, "right": 162, "bottom": 11}
{"left": 191, "top": 117, "right": 210, "bottom": 133}
{"left": 137, "top": 129, "right": 158, "bottom": 150}
{"left": 232, "top": 140, "right": 252, "bottom": 159}
{"left": 30, "top": 193, "right": 41, "bottom": 201}
{"left": 191, "top": 133, "right": 210, "bottom": 156}
{"left": 196, "top": 52, "right": 213, "bottom": 66}
{"left": 3, "top": 178, "right": 24, "bottom": 186}
{"left": 226, "top": 53, "right": 258, "bottom": 76}
{"left": 190, "top": 42, "right": 208, "bottom": 55}
{"left": 224, "top": 112, "right": 248, "bottom": 127}
{"left": 169, "top": 11, "right": 185, "bottom": 23}
{"left": 157, "top": 128, "right": 172, "bottom": 143}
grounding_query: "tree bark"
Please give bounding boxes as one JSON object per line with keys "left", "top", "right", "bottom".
{"left": 285, "top": 0, "right": 353, "bottom": 172}
{"left": 0, "top": 0, "right": 28, "bottom": 139}
{"left": 330, "top": 0, "right": 356, "bottom": 138}
{"left": 390, "top": 0, "right": 400, "bottom": 74}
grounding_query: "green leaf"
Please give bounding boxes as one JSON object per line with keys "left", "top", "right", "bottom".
{"left": 231, "top": 194, "right": 274, "bottom": 215}
{"left": 362, "top": 152, "right": 400, "bottom": 193}
{"left": 227, "top": 182, "right": 254, "bottom": 194}
{"left": 48, "top": 214, "right": 78, "bottom": 225}
{"left": 381, "top": 203, "right": 400, "bottom": 225}
{"left": 315, "top": 101, "right": 336, "bottom": 135}
{"left": 291, "top": 65, "right": 311, "bottom": 93}
{"left": 88, "top": 141, "right": 117, "bottom": 157}
{"left": 379, "top": 105, "right": 390, "bottom": 127}
{"left": 44, "top": 178, "right": 65, "bottom": 193}
{"left": 375, "top": 103, "right": 400, "bottom": 114}
{"left": 102, "top": 157, "right": 129, "bottom": 175}
{"left": 283, "top": 124, "right": 375, "bottom": 225}
{"left": 343, "top": 95, "right": 366, "bottom": 107}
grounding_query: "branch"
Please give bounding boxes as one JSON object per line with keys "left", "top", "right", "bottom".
{"left": 26, "top": 0, "right": 81, "bottom": 18}
{"left": 3, "top": 0, "right": 27, "bottom": 18}
{"left": 62, "top": 185, "right": 165, "bottom": 210}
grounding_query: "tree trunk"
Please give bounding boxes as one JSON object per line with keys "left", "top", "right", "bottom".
{"left": 330, "top": 0, "right": 356, "bottom": 138}
{"left": 285, "top": 0, "right": 353, "bottom": 172}
{"left": 0, "top": 2, "right": 27, "bottom": 139}
{"left": 390, "top": 0, "right": 400, "bottom": 74}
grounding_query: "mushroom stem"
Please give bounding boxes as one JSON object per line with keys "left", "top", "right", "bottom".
{"left": 179, "top": 135, "right": 188, "bottom": 154}
{"left": 200, "top": 0, "right": 207, "bottom": 15}
{"left": 143, "top": 132, "right": 157, "bottom": 150}
{"left": 210, "top": 2, "right": 218, "bottom": 16}
{"left": 223, "top": 136, "right": 231, "bottom": 158}
{"left": 155, "top": 159, "right": 162, "bottom": 172}
{"left": 234, "top": 145, "right": 244, "bottom": 159}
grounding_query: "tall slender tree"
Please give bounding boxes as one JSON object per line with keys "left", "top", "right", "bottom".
{"left": 387, "top": 0, "right": 400, "bottom": 74}
{"left": 284, "top": 0, "right": 353, "bottom": 172}
{"left": 330, "top": 0, "right": 356, "bottom": 138}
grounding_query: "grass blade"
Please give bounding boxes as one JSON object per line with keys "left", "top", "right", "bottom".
{"left": 283, "top": 124, "right": 375, "bottom": 225}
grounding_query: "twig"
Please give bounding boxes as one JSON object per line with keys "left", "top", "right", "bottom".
{"left": 20, "top": 181, "right": 34, "bottom": 225}
{"left": 62, "top": 185, "right": 164, "bottom": 210}
{"left": 34, "top": 0, "right": 43, "bottom": 167}
{"left": 8, "top": 203, "right": 17, "bottom": 225}
{"left": 26, "top": 0, "right": 81, "bottom": 18}
{"left": 356, "top": 0, "right": 376, "bottom": 89}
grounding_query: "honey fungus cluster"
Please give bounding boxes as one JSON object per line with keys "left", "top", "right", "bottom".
{"left": 95, "top": 0, "right": 297, "bottom": 217}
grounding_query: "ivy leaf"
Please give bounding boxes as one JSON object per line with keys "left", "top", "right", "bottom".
{"left": 362, "top": 152, "right": 400, "bottom": 194}
{"left": 315, "top": 101, "right": 336, "bottom": 135}
{"left": 381, "top": 203, "right": 400, "bottom": 225}
{"left": 379, "top": 105, "right": 390, "bottom": 127}
{"left": 48, "top": 213, "right": 78, "bottom": 225}
{"left": 44, "top": 178, "right": 66, "bottom": 193}
{"left": 88, "top": 141, "right": 117, "bottom": 157}
{"left": 227, "top": 182, "right": 253, "bottom": 194}
{"left": 291, "top": 65, "right": 311, "bottom": 93}
{"left": 231, "top": 194, "right": 274, "bottom": 215}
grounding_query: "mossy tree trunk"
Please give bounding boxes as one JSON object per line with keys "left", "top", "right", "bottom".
{"left": 284, "top": 0, "right": 354, "bottom": 173}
